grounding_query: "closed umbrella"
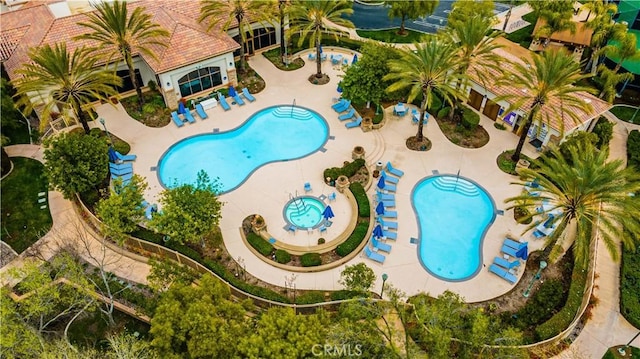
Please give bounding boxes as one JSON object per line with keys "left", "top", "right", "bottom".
{"left": 375, "top": 201, "right": 385, "bottom": 216}
{"left": 178, "top": 101, "right": 185, "bottom": 114}
{"left": 107, "top": 147, "right": 118, "bottom": 163}
{"left": 377, "top": 175, "right": 386, "bottom": 190}
{"left": 228, "top": 85, "right": 237, "bottom": 98}
{"left": 352, "top": 54, "right": 358, "bottom": 64}
{"left": 322, "top": 205, "right": 335, "bottom": 221}
{"left": 373, "top": 224, "right": 383, "bottom": 238}
{"left": 516, "top": 244, "right": 528, "bottom": 260}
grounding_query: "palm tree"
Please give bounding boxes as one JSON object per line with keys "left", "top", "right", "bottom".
{"left": 443, "top": 15, "right": 503, "bottom": 120}
{"left": 535, "top": 10, "right": 577, "bottom": 48}
{"left": 12, "top": 43, "right": 121, "bottom": 134}
{"left": 506, "top": 142, "right": 640, "bottom": 269}
{"left": 76, "top": 0, "right": 169, "bottom": 111}
{"left": 586, "top": 7, "right": 626, "bottom": 75}
{"left": 384, "top": 39, "right": 465, "bottom": 142}
{"left": 199, "top": 0, "right": 275, "bottom": 72}
{"left": 385, "top": 0, "right": 439, "bottom": 36}
{"left": 288, "top": 0, "right": 354, "bottom": 79}
{"left": 597, "top": 65, "right": 634, "bottom": 102}
{"left": 496, "top": 49, "right": 594, "bottom": 163}
{"left": 581, "top": 0, "right": 615, "bottom": 22}
{"left": 602, "top": 32, "right": 640, "bottom": 74}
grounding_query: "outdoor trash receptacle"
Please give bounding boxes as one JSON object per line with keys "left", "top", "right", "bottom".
{"left": 376, "top": 161, "right": 383, "bottom": 171}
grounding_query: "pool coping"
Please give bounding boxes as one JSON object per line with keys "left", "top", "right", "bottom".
{"left": 410, "top": 173, "right": 499, "bottom": 282}
{"left": 154, "top": 105, "right": 330, "bottom": 194}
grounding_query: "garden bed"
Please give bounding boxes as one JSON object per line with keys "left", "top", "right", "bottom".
{"left": 433, "top": 116, "right": 489, "bottom": 149}
{"left": 120, "top": 90, "right": 171, "bottom": 127}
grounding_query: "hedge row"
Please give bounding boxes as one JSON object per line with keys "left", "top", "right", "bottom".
{"left": 620, "top": 241, "right": 640, "bottom": 328}
{"left": 628, "top": 130, "right": 640, "bottom": 171}
{"left": 349, "top": 182, "right": 370, "bottom": 218}
{"left": 535, "top": 268, "right": 588, "bottom": 340}
{"left": 336, "top": 222, "right": 369, "bottom": 257}
{"left": 275, "top": 249, "right": 291, "bottom": 264}
{"left": 301, "top": 252, "right": 322, "bottom": 267}
{"left": 323, "top": 158, "right": 366, "bottom": 183}
{"left": 246, "top": 232, "right": 274, "bottom": 257}
{"left": 295, "top": 291, "right": 325, "bottom": 304}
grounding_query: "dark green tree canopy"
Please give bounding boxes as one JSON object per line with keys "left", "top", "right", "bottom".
{"left": 385, "top": 0, "right": 439, "bottom": 35}
{"left": 43, "top": 132, "right": 109, "bottom": 199}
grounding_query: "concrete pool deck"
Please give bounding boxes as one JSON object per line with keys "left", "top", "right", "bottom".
{"left": 92, "top": 50, "right": 546, "bottom": 302}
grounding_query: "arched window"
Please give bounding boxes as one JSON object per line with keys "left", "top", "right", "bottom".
{"left": 178, "top": 66, "right": 222, "bottom": 97}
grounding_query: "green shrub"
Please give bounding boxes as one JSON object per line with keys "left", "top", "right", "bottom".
{"left": 349, "top": 182, "right": 370, "bottom": 218}
{"left": 330, "top": 290, "right": 367, "bottom": 300}
{"left": 494, "top": 122, "right": 507, "bottom": 130}
{"left": 560, "top": 131, "right": 598, "bottom": 161}
{"left": 627, "top": 130, "right": 640, "bottom": 171}
{"left": 461, "top": 107, "right": 480, "bottom": 130}
{"left": 514, "top": 280, "right": 565, "bottom": 328}
{"left": 336, "top": 222, "right": 368, "bottom": 257}
{"left": 592, "top": 116, "right": 614, "bottom": 149}
{"left": 437, "top": 107, "right": 450, "bottom": 119}
{"left": 535, "top": 269, "right": 588, "bottom": 340}
{"left": 301, "top": 253, "right": 322, "bottom": 267}
{"left": 274, "top": 249, "right": 291, "bottom": 264}
{"left": 323, "top": 158, "right": 365, "bottom": 183}
{"left": 246, "top": 232, "right": 274, "bottom": 257}
{"left": 295, "top": 291, "right": 325, "bottom": 304}
{"left": 621, "top": 241, "right": 640, "bottom": 328}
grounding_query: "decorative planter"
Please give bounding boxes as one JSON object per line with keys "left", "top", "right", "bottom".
{"left": 352, "top": 146, "right": 365, "bottom": 160}
{"left": 335, "top": 175, "right": 350, "bottom": 193}
{"left": 361, "top": 117, "right": 373, "bottom": 132}
{"left": 372, "top": 170, "right": 380, "bottom": 178}
{"left": 251, "top": 215, "right": 267, "bottom": 233}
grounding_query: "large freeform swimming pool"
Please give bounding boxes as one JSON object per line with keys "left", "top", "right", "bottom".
{"left": 412, "top": 175, "right": 496, "bottom": 281}
{"left": 157, "top": 106, "right": 329, "bottom": 193}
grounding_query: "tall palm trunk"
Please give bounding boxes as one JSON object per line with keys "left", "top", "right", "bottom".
{"left": 279, "top": 0, "right": 286, "bottom": 63}
{"left": 123, "top": 48, "right": 143, "bottom": 112}
{"left": 315, "top": 41, "right": 322, "bottom": 78}
{"left": 399, "top": 16, "right": 407, "bottom": 35}
{"left": 511, "top": 107, "right": 538, "bottom": 162}
{"left": 236, "top": 14, "right": 247, "bottom": 71}
{"left": 75, "top": 105, "right": 91, "bottom": 134}
{"left": 416, "top": 95, "right": 428, "bottom": 141}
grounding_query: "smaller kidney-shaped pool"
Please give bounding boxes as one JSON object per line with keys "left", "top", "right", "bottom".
{"left": 412, "top": 175, "right": 497, "bottom": 281}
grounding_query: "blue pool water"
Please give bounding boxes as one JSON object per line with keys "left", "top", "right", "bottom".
{"left": 157, "top": 106, "right": 329, "bottom": 193}
{"left": 412, "top": 175, "right": 496, "bottom": 281}
{"left": 284, "top": 196, "right": 325, "bottom": 229}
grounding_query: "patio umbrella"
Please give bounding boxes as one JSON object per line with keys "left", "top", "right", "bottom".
{"left": 516, "top": 243, "right": 528, "bottom": 260}
{"left": 375, "top": 201, "right": 385, "bottom": 216}
{"left": 107, "top": 147, "right": 118, "bottom": 163}
{"left": 373, "top": 224, "right": 383, "bottom": 238}
{"left": 377, "top": 175, "right": 386, "bottom": 190}
{"left": 228, "top": 85, "right": 237, "bottom": 98}
{"left": 352, "top": 54, "right": 358, "bottom": 64}
{"left": 322, "top": 205, "right": 334, "bottom": 221}
{"left": 178, "top": 101, "right": 185, "bottom": 114}
{"left": 319, "top": 44, "right": 323, "bottom": 54}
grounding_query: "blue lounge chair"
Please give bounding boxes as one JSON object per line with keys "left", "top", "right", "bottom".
{"left": 385, "top": 162, "right": 404, "bottom": 177}
{"left": 493, "top": 256, "right": 521, "bottom": 269}
{"left": 328, "top": 192, "right": 336, "bottom": 202}
{"left": 111, "top": 172, "right": 133, "bottom": 182}
{"left": 381, "top": 171, "right": 399, "bottom": 184}
{"left": 285, "top": 224, "right": 296, "bottom": 233}
{"left": 342, "top": 58, "right": 349, "bottom": 66}
{"left": 110, "top": 166, "right": 133, "bottom": 176}
{"left": 183, "top": 110, "right": 196, "bottom": 123}
{"left": 501, "top": 244, "right": 518, "bottom": 257}
{"left": 381, "top": 182, "right": 397, "bottom": 192}
{"left": 382, "top": 230, "right": 397, "bottom": 240}
{"left": 504, "top": 238, "right": 526, "bottom": 250}
{"left": 171, "top": 111, "right": 184, "bottom": 127}
{"left": 319, "top": 225, "right": 327, "bottom": 234}
{"left": 338, "top": 108, "right": 356, "bottom": 121}
{"left": 195, "top": 103, "right": 208, "bottom": 119}
{"left": 371, "top": 237, "right": 392, "bottom": 253}
{"left": 241, "top": 87, "right": 256, "bottom": 102}
{"left": 345, "top": 115, "right": 362, "bottom": 129}
{"left": 364, "top": 246, "right": 385, "bottom": 264}
{"left": 376, "top": 190, "right": 395, "bottom": 201}
{"left": 115, "top": 150, "right": 136, "bottom": 162}
{"left": 377, "top": 217, "right": 398, "bottom": 230}
{"left": 109, "top": 162, "right": 132, "bottom": 171}
{"left": 332, "top": 99, "right": 351, "bottom": 113}
{"left": 381, "top": 211, "right": 397, "bottom": 219}
{"left": 218, "top": 93, "right": 231, "bottom": 111}
{"left": 488, "top": 264, "right": 517, "bottom": 284}
{"left": 331, "top": 98, "right": 348, "bottom": 110}
{"left": 533, "top": 230, "right": 546, "bottom": 239}
{"left": 304, "top": 182, "right": 312, "bottom": 193}
{"left": 232, "top": 93, "right": 245, "bottom": 106}
{"left": 377, "top": 198, "right": 395, "bottom": 208}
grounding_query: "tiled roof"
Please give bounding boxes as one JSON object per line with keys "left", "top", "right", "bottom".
{"left": 0, "top": 4, "right": 55, "bottom": 79}
{"left": 1, "top": 0, "right": 240, "bottom": 78}
{"left": 471, "top": 46, "right": 611, "bottom": 132}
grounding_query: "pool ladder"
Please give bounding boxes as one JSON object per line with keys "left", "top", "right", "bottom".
{"left": 289, "top": 192, "right": 307, "bottom": 215}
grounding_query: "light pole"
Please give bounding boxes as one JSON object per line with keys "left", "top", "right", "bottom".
{"left": 381, "top": 273, "right": 388, "bottom": 298}
{"left": 523, "top": 260, "right": 547, "bottom": 297}
{"left": 618, "top": 331, "right": 640, "bottom": 356}
{"left": 99, "top": 117, "right": 114, "bottom": 147}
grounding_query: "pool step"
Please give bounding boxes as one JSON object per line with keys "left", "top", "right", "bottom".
{"left": 272, "top": 106, "right": 314, "bottom": 120}
{"left": 432, "top": 176, "right": 479, "bottom": 197}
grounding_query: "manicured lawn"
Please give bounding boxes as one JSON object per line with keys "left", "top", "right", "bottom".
{"left": 602, "top": 346, "right": 640, "bottom": 358}
{"left": 620, "top": 242, "right": 640, "bottom": 328}
{"left": 505, "top": 12, "right": 538, "bottom": 49}
{"left": 610, "top": 105, "right": 640, "bottom": 124}
{"left": 0, "top": 157, "right": 52, "bottom": 253}
{"left": 356, "top": 29, "right": 428, "bottom": 43}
